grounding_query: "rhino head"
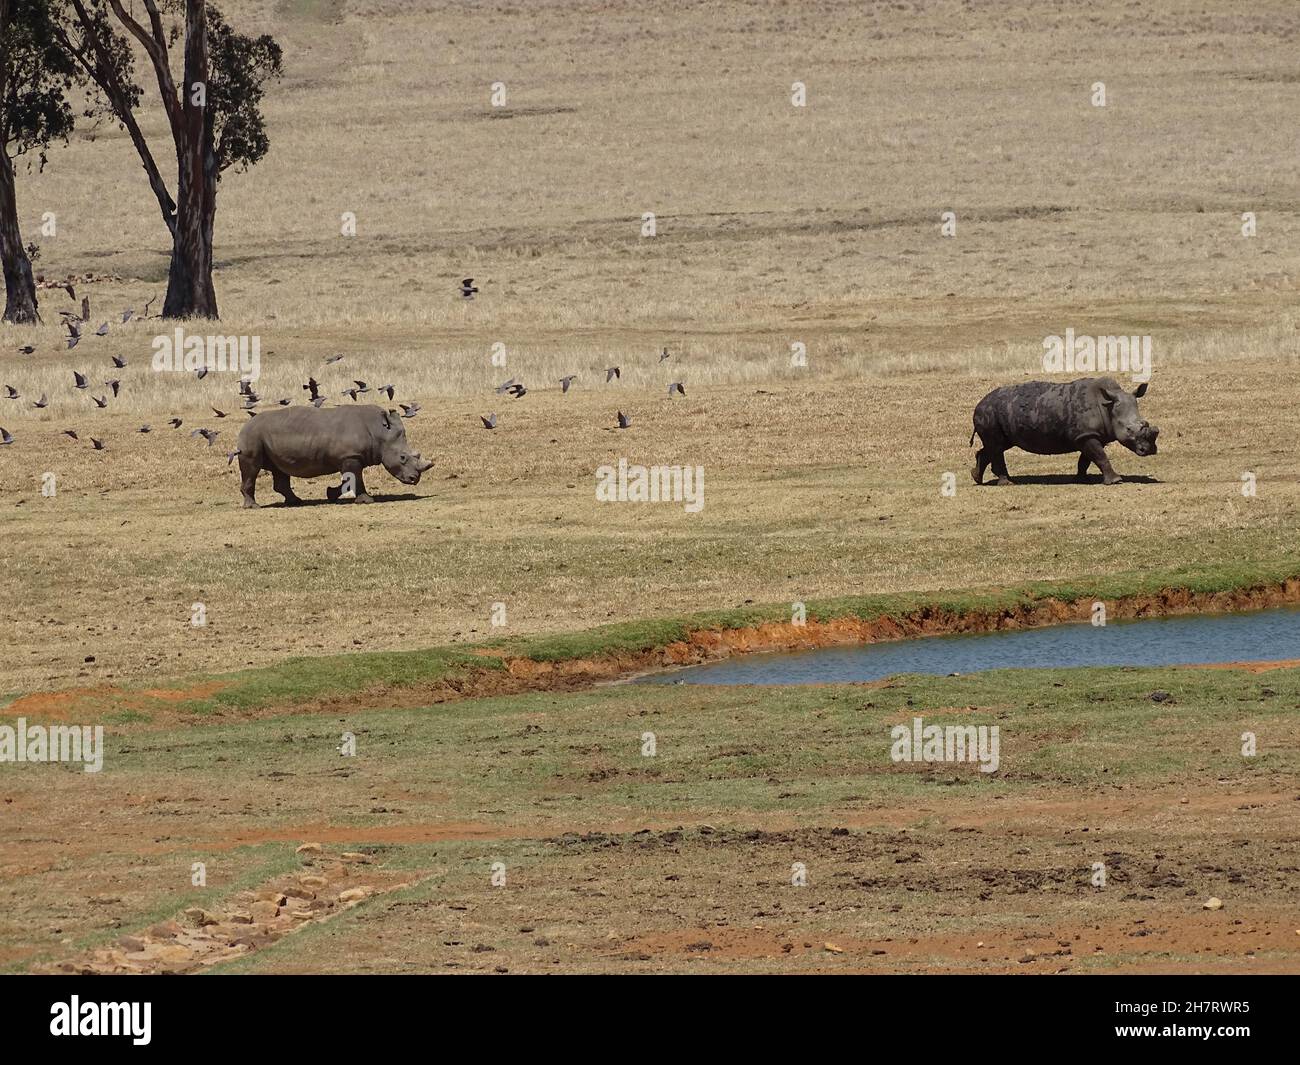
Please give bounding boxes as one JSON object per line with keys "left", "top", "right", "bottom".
{"left": 1101, "top": 379, "right": 1159, "bottom": 456}
{"left": 377, "top": 410, "right": 433, "bottom": 484}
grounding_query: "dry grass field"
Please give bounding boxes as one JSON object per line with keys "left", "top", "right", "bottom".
{"left": 1, "top": 0, "right": 1298, "bottom": 692}
{"left": 2, "top": 0, "right": 1300, "bottom": 976}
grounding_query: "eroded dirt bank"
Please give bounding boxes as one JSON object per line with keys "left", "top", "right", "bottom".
{"left": 9, "top": 579, "right": 1300, "bottom": 722}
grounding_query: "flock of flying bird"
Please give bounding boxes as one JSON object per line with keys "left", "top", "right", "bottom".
{"left": 0, "top": 280, "right": 689, "bottom": 457}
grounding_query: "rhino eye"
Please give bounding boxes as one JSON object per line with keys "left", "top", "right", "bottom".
{"left": 400, "top": 454, "right": 408, "bottom": 462}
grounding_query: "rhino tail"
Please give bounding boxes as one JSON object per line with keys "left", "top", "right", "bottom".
{"left": 969, "top": 428, "right": 976, "bottom": 447}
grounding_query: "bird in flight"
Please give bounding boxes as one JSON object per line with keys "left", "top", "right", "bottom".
{"left": 480, "top": 413, "right": 498, "bottom": 429}
{"left": 461, "top": 278, "right": 478, "bottom": 299}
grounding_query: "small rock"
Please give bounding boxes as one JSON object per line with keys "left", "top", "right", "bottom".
{"left": 116, "top": 936, "right": 146, "bottom": 953}
{"left": 299, "top": 875, "right": 328, "bottom": 889}
{"left": 823, "top": 942, "right": 844, "bottom": 954}
{"left": 1019, "top": 950, "right": 1037, "bottom": 963}
{"left": 1204, "top": 897, "right": 1224, "bottom": 910}
{"left": 1149, "top": 690, "right": 1173, "bottom": 703}
{"left": 228, "top": 911, "right": 254, "bottom": 924}
{"left": 338, "top": 887, "right": 374, "bottom": 904}
{"left": 183, "top": 908, "right": 218, "bottom": 927}
{"left": 249, "top": 901, "right": 280, "bottom": 921}
{"left": 295, "top": 842, "right": 323, "bottom": 855}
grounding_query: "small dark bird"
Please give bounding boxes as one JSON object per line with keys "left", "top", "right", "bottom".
{"left": 168, "top": 418, "right": 183, "bottom": 429}
{"left": 3, "top": 385, "right": 18, "bottom": 400}
{"left": 342, "top": 388, "right": 361, "bottom": 401}
{"left": 241, "top": 397, "right": 259, "bottom": 410}
{"left": 91, "top": 395, "right": 107, "bottom": 408}
{"left": 121, "top": 308, "right": 134, "bottom": 324}
{"left": 480, "top": 413, "right": 497, "bottom": 429}
{"left": 495, "top": 377, "right": 517, "bottom": 394}
{"left": 72, "top": 371, "right": 88, "bottom": 389}
{"left": 192, "top": 428, "right": 219, "bottom": 446}
{"left": 310, "top": 396, "right": 326, "bottom": 408}
{"left": 352, "top": 380, "right": 369, "bottom": 393}
{"left": 137, "top": 425, "right": 152, "bottom": 434}
{"left": 560, "top": 375, "right": 576, "bottom": 393}
{"left": 226, "top": 449, "right": 241, "bottom": 465}
{"left": 66, "top": 322, "right": 81, "bottom": 349}
{"left": 80, "top": 296, "right": 90, "bottom": 321}
{"left": 325, "top": 354, "right": 345, "bottom": 364}
{"left": 62, "top": 429, "right": 78, "bottom": 440}
{"left": 399, "top": 402, "right": 420, "bottom": 418}
{"left": 277, "top": 398, "right": 290, "bottom": 406}
{"left": 195, "top": 367, "right": 209, "bottom": 380}
{"left": 94, "top": 322, "right": 109, "bottom": 337}
{"left": 32, "top": 393, "right": 47, "bottom": 409}
{"left": 668, "top": 381, "right": 685, "bottom": 397}
{"left": 245, "top": 409, "right": 257, "bottom": 417}
{"left": 617, "top": 411, "right": 631, "bottom": 429}
{"left": 105, "top": 379, "right": 120, "bottom": 397}
{"left": 211, "top": 407, "right": 227, "bottom": 418}
{"left": 90, "top": 437, "right": 106, "bottom": 450}
{"left": 506, "top": 383, "right": 527, "bottom": 398}
{"left": 238, "top": 379, "right": 254, "bottom": 396}
{"left": 63, "top": 283, "right": 75, "bottom": 302}
{"left": 605, "top": 366, "right": 620, "bottom": 382}
{"left": 376, "top": 384, "right": 394, "bottom": 400}
{"left": 18, "top": 345, "right": 35, "bottom": 355}
{"left": 461, "top": 278, "right": 478, "bottom": 299}
{"left": 659, "top": 347, "right": 670, "bottom": 362}
{"left": 303, "top": 377, "right": 320, "bottom": 400}
{"left": 142, "top": 294, "right": 157, "bottom": 317}
{"left": 0, "top": 427, "right": 12, "bottom": 445}
{"left": 111, "top": 354, "right": 127, "bottom": 368}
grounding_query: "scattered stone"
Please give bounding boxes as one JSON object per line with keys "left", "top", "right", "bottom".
{"left": 116, "top": 936, "right": 146, "bottom": 953}
{"left": 228, "top": 911, "right": 254, "bottom": 925}
{"left": 1149, "top": 690, "right": 1173, "bottom": 703}
{"left": 249, "top": 901, "right": 280, "bottom": 921}
{"left": 300, "top": 875, "right": 328, "bottom": 889}
{"left": 183, "top": 908, "right": 218, "bottom": 927}
{"left": 295, "top": 842, "right": 323, "bottom": 855}
{"left": 338, "top": 886, "right": 374, "bottom": 904}
{"left": 823, "top": 942, "right": 844, "bottom": 954}
{"left": 1204, "top": 897, "right": 1224, "bottom": 911}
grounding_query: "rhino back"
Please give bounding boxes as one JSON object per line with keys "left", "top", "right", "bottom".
{"left": 975, "top": 380, "right": 1106, "bottom": 453}
{"left": 237, "top": 406, "right": 383, "bottom": 476}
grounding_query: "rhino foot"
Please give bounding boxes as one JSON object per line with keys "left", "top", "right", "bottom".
{"left": 1103, "top": 474, "right": 1122, "bottom": 485}
{"left": 994, "top": 476, "right": 1013, "bottom": 486}
{"left": 970, "top": 466, "right": 982, "bottom": 485}
{"left": 242, "top": 497, "right": 257, "bottom": 509}
{"left": 354, "top": 493, "right": 374, "bottom": 504}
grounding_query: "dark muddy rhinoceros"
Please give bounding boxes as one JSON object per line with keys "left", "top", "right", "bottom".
{"left": 970, "top": 377, "right": 1158, "bottom": 486}
{"left": 236, "top": 405, "right": 432, "bottom": 507}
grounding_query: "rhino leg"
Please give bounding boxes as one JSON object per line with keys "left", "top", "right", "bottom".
{"left": 269, "top": 463, "right": 303, "bottom": 506}
{"left": 971, "top": 447, "right": 991, "bottom": 485}
{"left": 1076, "top": 452, "right": 1093, "bottom": 482}
{"left": 239, "top": 452, "right": 260, "bottom": 509}
{"left": 989, "top": 448, "right": 1012, "bottom": 486}
{"left": 340, "top": 459, "right": 372, "bottom": 503}
{"left": 1081, "top": 438, "right": 1120, "bottom": 485}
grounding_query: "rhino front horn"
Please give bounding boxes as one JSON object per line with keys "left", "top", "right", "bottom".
{"left": 415, "top": 454, "right": 433, "bottom": 472}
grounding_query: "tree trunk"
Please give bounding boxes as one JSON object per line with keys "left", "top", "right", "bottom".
{"left": 0, "top": 150, "right": 39, "bottom": 325}
{"left": 161, "top": 0, "right": 218, "bottom": 320}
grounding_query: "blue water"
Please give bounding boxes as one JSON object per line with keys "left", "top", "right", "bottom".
{"left": 636, "top": 607, "right": 1300, "bottom": 685}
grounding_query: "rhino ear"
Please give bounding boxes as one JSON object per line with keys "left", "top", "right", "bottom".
{"left": 1097, "top": 380, "right": 1122, "bottom": 405}
{"left": 1133, "top": 381, "right": 1148, "bottom": 399}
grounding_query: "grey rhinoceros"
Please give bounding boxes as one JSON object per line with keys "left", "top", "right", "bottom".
{"left": 970, "top": 377, "right": 1158, "bottom": 485}
{"left": 236, "top": 405, "right": 431, "bottom": 507}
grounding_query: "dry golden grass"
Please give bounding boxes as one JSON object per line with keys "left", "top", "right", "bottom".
{"left": 2, "top": 0, "right": 1300, "bottom": 691}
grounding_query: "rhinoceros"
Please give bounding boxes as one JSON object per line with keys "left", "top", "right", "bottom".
{"left": 970, "top": 377, "right": 1158, "bottom": 485}
{"left": 235, "top": 405, "right": 432, "bottom": 507}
